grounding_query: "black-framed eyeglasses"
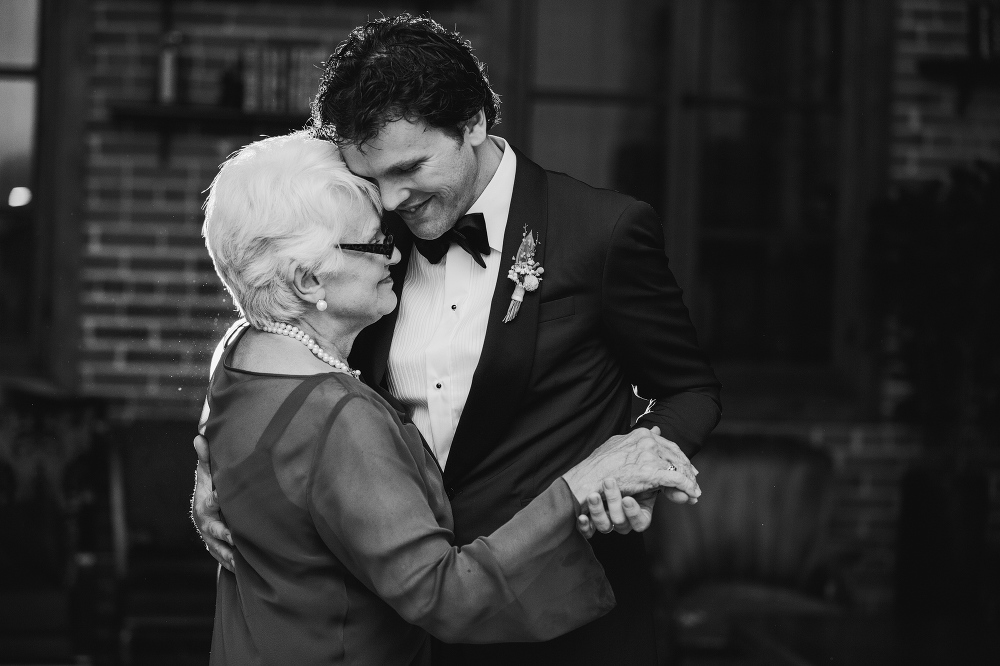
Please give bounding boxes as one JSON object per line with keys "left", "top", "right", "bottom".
{"left": 339, "top": 234, "right": 394, "bottom": 259}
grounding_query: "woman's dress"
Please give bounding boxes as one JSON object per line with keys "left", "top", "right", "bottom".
{"left": 206, "top": 324, "right": 614, "bottom": 665}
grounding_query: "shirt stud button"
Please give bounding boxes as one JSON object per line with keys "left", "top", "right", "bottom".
{"left": 451, "top": 304, "right": 457, "bottom": 310}
{"left": 435, "top": 383, "right": 442, "bottom": 389}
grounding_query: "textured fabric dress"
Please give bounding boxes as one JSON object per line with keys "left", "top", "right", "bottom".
{"left": 206, "top": 325, "right": 615, "bottom": 665}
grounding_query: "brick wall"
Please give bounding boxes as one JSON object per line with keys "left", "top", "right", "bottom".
{"left": 885, "top": 0, "right": 1000, "bottom": 609}
{"left": 80, "top": 1, "right": 487, "bottom": 419}
{"left": 891, "top": 0, "right": 1000, "bottom": 184}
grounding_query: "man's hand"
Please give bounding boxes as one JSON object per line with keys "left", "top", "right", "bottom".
{"left": 576, "top": 479, "right": 654, "bottom": 538}
{"left": 191, "top": 434, "right": 235, "bottom": 572}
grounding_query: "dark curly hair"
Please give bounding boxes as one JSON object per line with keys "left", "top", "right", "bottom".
{"left": 312, "top": 14, "right": 501, "bottom": 147}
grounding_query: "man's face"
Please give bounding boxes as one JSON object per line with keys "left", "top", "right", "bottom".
{"left": 340, "top": 116, "right": 487, "bottom": 240}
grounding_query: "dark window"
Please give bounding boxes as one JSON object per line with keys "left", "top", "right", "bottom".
{"left": 500, "top": 0, "right": 891, "bottom": 419}
{"left": 691, "top": 0, "right": 842, "bottom": 364}
{"left": 0, "top": 0, "right": 41, "bottom": 365}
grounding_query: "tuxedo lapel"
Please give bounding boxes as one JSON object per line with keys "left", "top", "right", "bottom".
{"left": 442, "top": 149, "right": 548, "bottom": 490}
{"left": 350, "top": 212, "right": 412, "bottom": 386}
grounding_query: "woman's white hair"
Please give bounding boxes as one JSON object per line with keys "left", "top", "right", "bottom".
{"left": 202, "top": 131, "right": 381, "bottom": 329}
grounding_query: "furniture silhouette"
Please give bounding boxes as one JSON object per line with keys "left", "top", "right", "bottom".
{"left": 646, "top": 434, "right": 843, "bottom": 664}
{"left": 108, "top": 420, "right": 216, "bottom": 666}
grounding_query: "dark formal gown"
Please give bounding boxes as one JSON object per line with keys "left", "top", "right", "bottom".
{"left": 205, "top": 325, "right": 615, "bottom": 666}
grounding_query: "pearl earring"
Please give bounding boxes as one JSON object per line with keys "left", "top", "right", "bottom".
{"left": 316, "top": 299, "right": 328, "bottom": 311}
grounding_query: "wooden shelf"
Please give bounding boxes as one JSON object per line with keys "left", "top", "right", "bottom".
{"left": 109, "top": 102, "right": 311, "bottom": 133}
{"left": 109, "top": 102, "right": 312, "bottom": 161}
{"left": 916, "top": 58, "right": 1000, "bottom": 112}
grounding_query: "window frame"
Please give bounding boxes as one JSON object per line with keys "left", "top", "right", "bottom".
{"left": 0, "top": 0, "right": 89, "bottom": 389}
{"left": 494, "top": 0, "right": 894, "bottom": 421}
{"left": 662, "top": 0, "right": 895, "bottom": 421}
{"left": 0, "top": 1, "right": 42, "bottom": 375}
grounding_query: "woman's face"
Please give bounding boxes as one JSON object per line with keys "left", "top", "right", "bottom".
{"left": 318, "top": 205, "right": 400, "bottom": 329}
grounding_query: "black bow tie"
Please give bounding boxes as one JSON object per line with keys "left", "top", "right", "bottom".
{"left": 412, "top": 213, "right": 490, "bottom": 268}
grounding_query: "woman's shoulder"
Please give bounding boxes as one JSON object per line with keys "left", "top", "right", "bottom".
{"left": 213, "top": 366, "right": 376, "bottom": 427}
{"left": 308, "top": 376, "right": 419, "bottom": 449}
{"left": 309, "top": 374, "right": 396, "bottom": 420}
{"left": 253, "top": 370, "right": 375, "bottom": 422}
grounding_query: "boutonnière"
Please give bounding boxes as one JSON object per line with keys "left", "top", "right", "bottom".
{"left": 503, "top": 226, "right": 543, "bottom": 323}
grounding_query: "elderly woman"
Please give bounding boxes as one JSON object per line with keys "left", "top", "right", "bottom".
{"left": 200, "top": 132, "right": 700, "bottom": 665}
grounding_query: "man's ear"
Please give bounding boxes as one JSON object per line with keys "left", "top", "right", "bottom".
{"left": 291, "top": 266, "right": 324, "bottom": 306}
{"left": 463, "top": 109, "right": 488, "bottom": 147}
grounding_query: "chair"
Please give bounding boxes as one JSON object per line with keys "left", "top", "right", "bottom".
{"left": 646, "top": 434, "right": 843, "bottom": 664}
{"left": 0, "top": 456, "right": 75, "bottom": 664}
{"left": 107, "top": 420, "right": 217, "bottom": 666}
{"left": 0, "top": 385, "right": 109, "bottom": 663}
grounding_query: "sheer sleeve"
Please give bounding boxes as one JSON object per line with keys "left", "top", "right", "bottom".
{"left": 307, "top": 392, "right": 615, "bottom": 644}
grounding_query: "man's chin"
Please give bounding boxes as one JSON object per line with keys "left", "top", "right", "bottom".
{"left": 403, "top": 215, "right": 454, "bottom": 240}
{"left": 410, "top": 226, "right": 449, "bottom": 241}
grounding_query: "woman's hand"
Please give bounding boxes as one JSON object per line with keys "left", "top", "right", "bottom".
{"left": 562, "top": 426, "right": 700, "bottom": 506}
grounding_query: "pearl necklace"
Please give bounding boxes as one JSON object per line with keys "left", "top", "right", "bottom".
{"left": 260, "top": 322, "right": 360, "bottom": 379}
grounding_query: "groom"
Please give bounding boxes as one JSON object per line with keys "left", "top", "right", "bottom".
{"left": 193, "top": 14, "right": 720, "bottom": 665}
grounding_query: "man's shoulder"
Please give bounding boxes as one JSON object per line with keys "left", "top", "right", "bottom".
{"left": 543, "top": 168, "right": 652, "bottom": 220}
{"left": 512, "top": 144, "right": 651, "bottom": 218}
{"left": 538, "top": 168, "right": 658, "bottom": 245}
{"left": 510, "top": 148, "right": 658, "bottom": 243}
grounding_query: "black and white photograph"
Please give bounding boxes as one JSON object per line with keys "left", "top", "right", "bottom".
{"left": 0, "top": 1, "right": 998, "bottom": 664}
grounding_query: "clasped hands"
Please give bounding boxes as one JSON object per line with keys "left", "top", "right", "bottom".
{"left": 562, "top": 426, "right": 701, "bottom": 540}
{"left": 192, "top": 425, "right": 699, "bottom": 572}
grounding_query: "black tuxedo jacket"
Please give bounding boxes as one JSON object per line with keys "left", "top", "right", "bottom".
{"left": 350, "top": 147, "right": 721, "bottom": 665}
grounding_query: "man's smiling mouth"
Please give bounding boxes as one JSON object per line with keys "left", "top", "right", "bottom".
{"left": 399, "top": 198, "right": 430, "bottom": 215}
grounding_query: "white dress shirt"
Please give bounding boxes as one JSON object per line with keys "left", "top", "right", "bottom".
{"left": 386, "top": 137, "right": 516, "bottom": 468}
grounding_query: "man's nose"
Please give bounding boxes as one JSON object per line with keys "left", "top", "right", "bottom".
{"left": 378, "top": 181, "right": 409, "bottom": 211}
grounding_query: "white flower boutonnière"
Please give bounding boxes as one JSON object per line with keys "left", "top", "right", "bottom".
{"left": 502, "top": 226, "right": 544, "bottom": 323}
